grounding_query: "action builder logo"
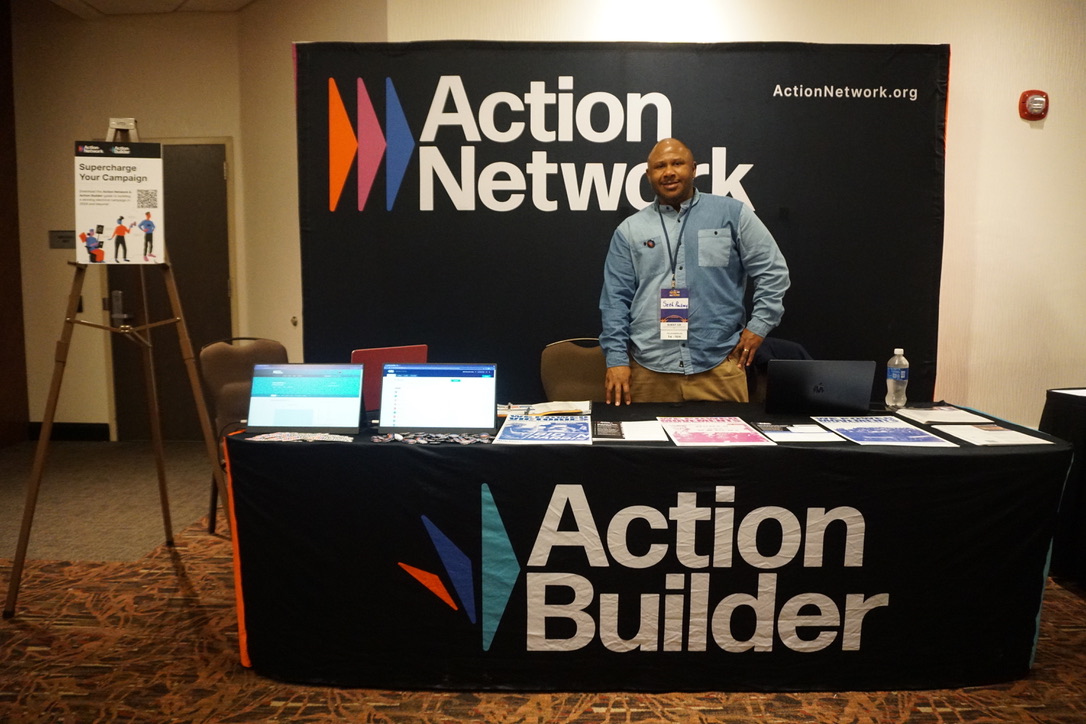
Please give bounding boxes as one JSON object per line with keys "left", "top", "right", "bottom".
{"left": 401, "top": 484, "right": 890, "bottom": 653}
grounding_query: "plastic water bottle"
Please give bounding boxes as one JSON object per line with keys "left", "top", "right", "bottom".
{"left": 885, "top": 348, "right": 909, "bottom": 410}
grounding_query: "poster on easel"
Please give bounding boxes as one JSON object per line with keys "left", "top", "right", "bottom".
{"left": 74, "top": 141, "right": 165, "bottom": 265}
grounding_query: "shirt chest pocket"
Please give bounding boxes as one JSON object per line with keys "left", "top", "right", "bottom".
{"left": 697, "top": 228, "right": 734, "bottom": 267}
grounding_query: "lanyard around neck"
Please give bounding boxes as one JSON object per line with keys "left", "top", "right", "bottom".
{"left": 656, "top": 195, "right": 697, "bottom": 289}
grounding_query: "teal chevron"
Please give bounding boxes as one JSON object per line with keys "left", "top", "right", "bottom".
{"left": 481, "top": 484, "right": 519, "bottom": 651}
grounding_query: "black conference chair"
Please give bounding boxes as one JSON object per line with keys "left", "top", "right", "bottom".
{"left": 198, "top": 337, "right": 288, "bottom": 534}
{"left": 748, "top": 337, "right": 813, "bottom": 404}
{"left": 540, "top": 338, "right": 608, "bottom": 402}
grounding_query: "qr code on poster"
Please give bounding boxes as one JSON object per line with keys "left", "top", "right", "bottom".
{"left": 136, "top": 189, "right": 158, "bottom": 209}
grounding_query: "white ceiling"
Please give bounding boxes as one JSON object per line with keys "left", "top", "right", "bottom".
{"left": 48, "top": 0, "right": 255, "bottom": 19}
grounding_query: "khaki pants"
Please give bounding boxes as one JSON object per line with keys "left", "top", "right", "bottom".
{"left": 630, "top": 357, "right": 749, "bottom": 403}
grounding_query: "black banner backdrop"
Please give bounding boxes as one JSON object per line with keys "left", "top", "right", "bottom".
{"left": 296, "top": 42, "right": 949, "bottom": 404}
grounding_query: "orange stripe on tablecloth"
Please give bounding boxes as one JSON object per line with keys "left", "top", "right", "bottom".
{"left": 222, "top": 433, "right": 251, "bottom": 668}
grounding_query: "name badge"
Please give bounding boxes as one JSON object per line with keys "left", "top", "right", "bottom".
{"left": 660, "top": 288, "right": 689, "bottom": 340}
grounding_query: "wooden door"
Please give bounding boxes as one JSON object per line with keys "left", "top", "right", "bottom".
{"left": 109, "top": 143, "right": 232, "bottom": 440}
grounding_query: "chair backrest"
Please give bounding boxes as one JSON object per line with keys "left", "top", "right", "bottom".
{"left": 540, "top": 338, "right": 607, "bottom": 402}
{"left": 198, "top": 337, "right": 289, "bottom": 434}
{"left": 748, "top": 337, "right": 813, "bottom": 404}
{"left": 349, "top": 344, "right": 429, "bottom": 411}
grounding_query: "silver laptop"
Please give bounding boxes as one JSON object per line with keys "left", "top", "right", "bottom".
{"left": 378, "top": 362, "right": 498, "bottom": 434}
{"left": 246, "top": 363, "right": 365, "bottom": 434}
{"left": 764, "top": 360, "right": 876, "bottom": 415}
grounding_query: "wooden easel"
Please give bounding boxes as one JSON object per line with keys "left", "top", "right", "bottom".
{"left": 3, "top": 121, "right": 227, "bottom": 618}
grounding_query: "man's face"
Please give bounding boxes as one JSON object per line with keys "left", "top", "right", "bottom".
{"left": 646, "top": 140, "right": 696, "bottom": 208}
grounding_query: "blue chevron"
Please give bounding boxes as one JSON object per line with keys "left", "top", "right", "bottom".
{"left": 421, "top": 515, "right": 477, "bottom": 624}
{"left": 385, "top": 78, "right": 415, "bottom": 211}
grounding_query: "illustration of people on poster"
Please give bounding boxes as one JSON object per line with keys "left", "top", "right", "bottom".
{"left": 74, "top": 141, "right": 165, "bottom": 264}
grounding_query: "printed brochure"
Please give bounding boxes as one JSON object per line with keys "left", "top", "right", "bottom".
{"left": 658, "top": 417, "right": 775, "bottom": 446}
{"left": 812, "top": 416, "right": 957, "bottom": 446}
{"left": 494, "top": 415, "right": 591, "bottom": 444}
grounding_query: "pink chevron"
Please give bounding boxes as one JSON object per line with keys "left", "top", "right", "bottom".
{"left": 357, "top": 78, "right": 386, "bottom": 211}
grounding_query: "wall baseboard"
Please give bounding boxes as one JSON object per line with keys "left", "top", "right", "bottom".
{"left": 28, "top": 422, "right": 110, "bottom": 441}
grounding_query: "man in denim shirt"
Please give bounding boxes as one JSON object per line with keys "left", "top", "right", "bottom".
{"left": 600, "top": 138, "right": 790, "bottom": 405}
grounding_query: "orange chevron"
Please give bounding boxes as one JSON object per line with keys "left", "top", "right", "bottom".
{"left": 328, "top": 78, "right": 358, "bottom": 212}
{"left": 398, "top": 562, "right": 459, "bottom": 610}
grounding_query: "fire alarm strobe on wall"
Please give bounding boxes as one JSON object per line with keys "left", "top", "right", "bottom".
{"left": 1019, "top": 90, "right": 1049, "bottom": 120}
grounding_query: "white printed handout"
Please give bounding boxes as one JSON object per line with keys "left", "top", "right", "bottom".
{"left": 931, "top": 424, "right": 1054, "bottom": 446}
{"left": 74, "top": 141, "right": 165, "bottom": 265}
{"left": 524, "top": 401, "right": 592, "bottom": 415}
{"left": 894, "top": 406, "right": 990, "bottom": 424}
{"left": 756, "top": 423, "right": 843, "bottom": 443}
{"left": 592, "top": 419, "right": 669, "bottom": 442}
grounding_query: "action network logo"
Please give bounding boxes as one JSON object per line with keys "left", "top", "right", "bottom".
{"left": 398, "top": 484, "right": 520, "bottom": 651}
{"left": 327, "top": 74, "right": 758, "bottom": 214}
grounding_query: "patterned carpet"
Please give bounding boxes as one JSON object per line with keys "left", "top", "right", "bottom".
{"left": 2, "top": 516, "right": 1085, "bottom": 723}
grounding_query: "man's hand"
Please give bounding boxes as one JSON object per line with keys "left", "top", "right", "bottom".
{"left": 730, "top": 329, "right": 765, "bottom": 368}
{"left": 605, "top": 365, "right": 632, "bottom": 405}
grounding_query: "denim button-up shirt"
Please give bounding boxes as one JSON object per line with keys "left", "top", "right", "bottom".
{"left": 599, "top": 190, "right": 790, "bottom": 374}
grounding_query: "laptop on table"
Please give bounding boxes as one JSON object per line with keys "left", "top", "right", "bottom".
{"left": 377, "top": 362, "right": 498, "bottom": 434}
{"left": 245, "top": 363, "right": 365, "bottom": 434}
{"left": 764, "top": 360, "right": 876, "bottom": 415}
{"left": 350, "top": 344, "right": 429, "bottom": 414}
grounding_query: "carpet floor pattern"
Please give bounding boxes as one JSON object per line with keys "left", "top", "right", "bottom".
{"left": 2, "top": 517, "right": 1086, "bottom": 723}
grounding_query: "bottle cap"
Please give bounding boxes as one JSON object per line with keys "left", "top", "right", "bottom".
{"left": 893, "top": 348, "right": 904, "bottom": 355}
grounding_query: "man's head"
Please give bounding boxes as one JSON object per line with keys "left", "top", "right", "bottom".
{"left": 646, "top": 138, "right": 696, "bottom": 209}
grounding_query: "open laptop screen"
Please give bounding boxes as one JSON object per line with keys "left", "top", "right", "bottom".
{"left": 246, "top": 363, "right": 364, "bottom": 434}
{"left": 378, "top": 362, "right": 497, "bottom": 434}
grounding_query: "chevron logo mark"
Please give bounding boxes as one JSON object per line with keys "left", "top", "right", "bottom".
{"left": 327, "top": 77, "right": 416, "bottom": 212}
{"left": 398, "top": 484, "right": 520, "bottom": 651}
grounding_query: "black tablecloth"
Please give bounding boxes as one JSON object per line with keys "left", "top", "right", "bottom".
{"left": 225, "top": 402, "right": 1071, "bottom": 691}
{"left": 1039, "top": 389, "right": 1086, "bottom": 585}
